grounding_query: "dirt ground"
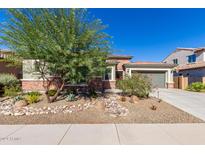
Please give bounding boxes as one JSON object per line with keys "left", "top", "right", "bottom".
{"left": 0, "top": 96, "right": 203, "bottom": 124}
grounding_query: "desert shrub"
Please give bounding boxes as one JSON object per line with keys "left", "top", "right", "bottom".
{"left": 88, "top": 88, "right": 97, "bottom": 98}
{"left": 4, "top": 86, "right": 21, "bottom": 97}
{"left": 0, "top": 73, "right": 19, "bottom": 88}
{"left": 26, "top": 91, "right": 41, "bottom": 96}
{"left": 66, "top": 93, "right": 76, "bottom": 101}
{"left": 25, "top": 95, "right": 40, "bottom": 104}
{"left": 48, "top": 89, "right": 57, "bottom": 96}
{"left": 116, "top": 74, "right": 152, "bottom": 98}
{"left": 187, "top": 82, "right": 205, "bottom": 92}
{"left": 25, "top": 92, "right": 41, "bottom": 104}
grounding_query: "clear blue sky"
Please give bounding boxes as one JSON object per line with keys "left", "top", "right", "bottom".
{"left": 1, "top": 9, "right": 205, "bottom": 62}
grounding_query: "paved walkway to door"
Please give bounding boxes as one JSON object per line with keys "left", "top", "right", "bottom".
{"left": 151, "top": 88, "right": 205, "bottom": 121}
{"left": 0, "top": 124, "right": 205, "bottom": 145}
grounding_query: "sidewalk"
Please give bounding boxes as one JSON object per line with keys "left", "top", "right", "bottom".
{"left": 0, "top": 124, "right": 205, "bottom": 145}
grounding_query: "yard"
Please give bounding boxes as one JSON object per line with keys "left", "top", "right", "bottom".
{"left": 0, "top": 93, "right": 203, "bottom": 124}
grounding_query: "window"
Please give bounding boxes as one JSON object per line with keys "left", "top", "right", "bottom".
{"left": 188, "top": 54, "right": 196, "bottom": 63}
{"left": 34, "top": 61, "right": 40, "bottom": 72}
{"left": 104, "top": 67, "right": 112, "bottom": 80}
{"left": 173, "top": 59, "right": 178, "bottom": 64}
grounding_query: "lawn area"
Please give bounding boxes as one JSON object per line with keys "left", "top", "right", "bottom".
{"left": 0, "top": 94, "right": 203, "bottom": 124}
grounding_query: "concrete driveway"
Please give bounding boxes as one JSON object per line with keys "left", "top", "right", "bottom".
{"left": 151, "top": 88, "right": 205, "bottom": 121}
{"left": 1, "top": 124, "right": 205, "bottom": 145}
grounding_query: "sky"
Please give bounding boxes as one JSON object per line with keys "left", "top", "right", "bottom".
{"left": 1, "top": 8, "right": 205, "bottom": 62}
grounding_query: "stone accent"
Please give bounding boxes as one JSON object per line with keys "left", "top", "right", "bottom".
{"left": 88, "top": 77, "right": 103, "bottom": 91}
{"left": 21, "top": 80, "right": 60, "bottom": 92}
{"left": 22, "top": 80, "right": 45, "bottom": 91}
{"left": 166, "top": 82, "right": 174, "bottom": 88}
{"left": 22, "top": 79, "right": 116, "bottom": 91}
{"left": 103, "top": 80, "right": 116, "bottom": 89}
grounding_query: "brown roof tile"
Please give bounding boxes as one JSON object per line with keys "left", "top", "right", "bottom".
{"left": 176, "top": 62, "right": 205, "bottom": 71}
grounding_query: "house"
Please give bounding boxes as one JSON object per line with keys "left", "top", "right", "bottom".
{"left": 0, "top": 49, "right": 22, "bottom": 79}
{"left": 163, "top": 47, "right": 205, "bottom": 84}
{"left": 21, "top": 54, "right": 176, "bottom": 91}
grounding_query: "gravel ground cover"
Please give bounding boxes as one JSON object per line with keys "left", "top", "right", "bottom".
{"left": 0, "top": 94, "right": 203, "bottom": 124}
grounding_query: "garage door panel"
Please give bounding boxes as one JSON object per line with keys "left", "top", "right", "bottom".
{"left": 132, "top": 71, "right": 166, "bottom": 88}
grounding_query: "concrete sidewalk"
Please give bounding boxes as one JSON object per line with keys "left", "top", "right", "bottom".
{"left": 0, "top": 124, "right": 205, "bottom": 145}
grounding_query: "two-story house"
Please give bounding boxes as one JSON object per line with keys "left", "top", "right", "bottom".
{"left": 163, "top": 47, "right": 205, "bottom": 83}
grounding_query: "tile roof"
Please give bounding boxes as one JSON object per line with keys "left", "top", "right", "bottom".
{"left": 107, "top": 54, "right": 133, "bottom": 59}
{"left": 124, "top": 62, "right": 176, "bottom": 68}
{"left": 176, "top": 62, "right": 205, "bottom": 71}
{"left": 194, "top": 47, "right": 205, "bottom": 53}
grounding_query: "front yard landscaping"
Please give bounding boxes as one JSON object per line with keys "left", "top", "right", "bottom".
{"left": 0, "top": 93, "right": 203, "bottom": 124}
{"left": 0, "top": 9, "right": 203, "bottom": 125}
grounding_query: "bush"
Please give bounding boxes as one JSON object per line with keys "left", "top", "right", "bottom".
{"left": 25, "top": 91, "right": 41, "bottom": 104}
{"left": 0, "top": 73, "right": 19, "bottom": 88}
{"left": 25, "top": 95, "right": 40, "bottom": 104}
{"left": 66, "top": 93, "right": 76, "bottom": 101}
{"left": 88, "top": 88, "right": 97, "bottom": 98}
{"left": 4, "top": 86, "right": 21, "bottom": 97}
{"left": 187, "top": 82, "right": 205, "bottom": 92}
{"left": 116, "top": 74, "right": 152, "bottom": 98}
{"left": 48, "top": 89, "right": 57, "bottom": 96}
{"left": 26, "top": 91, "right": 41, "bottom": 96}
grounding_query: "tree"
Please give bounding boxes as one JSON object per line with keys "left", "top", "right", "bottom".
{"left": 0, "top": 8, "right": 111, "bottom": 103}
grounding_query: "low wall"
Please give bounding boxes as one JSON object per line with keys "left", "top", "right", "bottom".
{"left": 22, "top": 78, "right": 116, "bottom": 92}
{"left": 173, "top": 76, "right": 205, "bottom": 89}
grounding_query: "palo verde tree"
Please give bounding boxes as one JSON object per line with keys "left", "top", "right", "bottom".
{"left": 0, "top": 9, "right": 111, "bottom": 103}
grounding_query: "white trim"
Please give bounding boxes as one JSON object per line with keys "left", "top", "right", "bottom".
{"left": 103, "top": 65, "right": 116, "bottom": 81}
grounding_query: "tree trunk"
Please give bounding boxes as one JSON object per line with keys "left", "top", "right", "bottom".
{"left": 44, "top": 77, "right": 65, "bottom": 103}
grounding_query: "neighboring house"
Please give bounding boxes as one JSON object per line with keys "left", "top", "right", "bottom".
{"left": 163, "top": 47, "right": 205, "bottom": 84}
{"left": 0, "top": 49, "right": 22, "bottom": 79}
{"left": 22, "top": 54, "right": 175, "bottom": 91}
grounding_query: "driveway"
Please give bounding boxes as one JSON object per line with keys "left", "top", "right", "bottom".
{"left": 151, "top": 88, "right": 205, "bottom": 121}
{"left": 1, "top": 124, "right": 205, "bottom": 145}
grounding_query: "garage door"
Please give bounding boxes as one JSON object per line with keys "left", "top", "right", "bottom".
{"left": 132, "top": 71, "right": 166, "bottom": 88}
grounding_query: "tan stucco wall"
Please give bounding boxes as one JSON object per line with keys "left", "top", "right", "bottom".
{"left": 23, "top": 60, "right": 40, "bottom": 79}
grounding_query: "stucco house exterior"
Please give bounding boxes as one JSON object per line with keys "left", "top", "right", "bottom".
{"left": 22, "top": 54, "right": 175, "bottom": 91}
{"left": 163, "top": 47, "right": 205, "bottom": 84}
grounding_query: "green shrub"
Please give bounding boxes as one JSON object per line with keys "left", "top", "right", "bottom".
{"left": 116, "top": 74, "right": 152, "bottom": 98}
{"left": 66, "top": 93, "right": 76, "bottom": 101}
{"left": 88, "top": 88, "right": 97, "bottom": 98}
{"left": 25, "top": 91, "right": 41, "bottom": 104}
{"left": 26, "top": 91, "right": 41, "bottom": 96}
{"left": 48, "top": 89, "right": 57, "bottom": 96}
{"left": 0, "top": 73, "right": 19, "bottom": 88}
{"left": 25, "top": 94, "right": 40, "bottom": 104}
{"left": 4, "top": 86, "right": 21, "bottom": 97}
{"left": 187, "top": 82, "right": 205, "bottom": 92}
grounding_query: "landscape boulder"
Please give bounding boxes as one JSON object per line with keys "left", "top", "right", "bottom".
{"left": 129, "top": 95, "right": 139, "bottom": 104}
{"left": 15, "top": 100, "right": 28, "bottom": 108}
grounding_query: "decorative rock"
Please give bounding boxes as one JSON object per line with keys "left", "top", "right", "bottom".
{"left": 129, "top": 95, "right": 139, "bottom": 104}
{"left": 14, "top": 112, "right": 25, "bottom": 116}
{"left": 0, "top": 94, "right": 128, "bottom": 117}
